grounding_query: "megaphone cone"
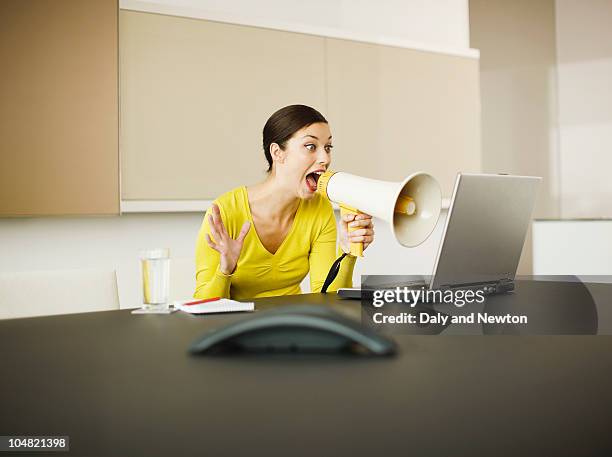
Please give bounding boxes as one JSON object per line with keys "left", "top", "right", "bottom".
{"left": 317, "top": 171, "right": 442, "bottom": 254}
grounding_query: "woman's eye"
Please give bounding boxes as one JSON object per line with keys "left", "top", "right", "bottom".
{"left": 305, "top": 144, "right": 316, "bottom": 151}
{"left": 325, "top": 145, "right": 334, "bottom": 153}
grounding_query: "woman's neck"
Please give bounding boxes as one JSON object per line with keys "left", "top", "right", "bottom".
{"left": 247, "top": 175, "right": 300, "bottom": 222}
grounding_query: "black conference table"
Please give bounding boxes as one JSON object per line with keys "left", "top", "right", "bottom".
{"left": 1, "top": 279, "right": 612, "bottom": 456}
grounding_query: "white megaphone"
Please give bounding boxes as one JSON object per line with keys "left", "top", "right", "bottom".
{"left": 316, "top": 170, "right": 442, "bottom": 257}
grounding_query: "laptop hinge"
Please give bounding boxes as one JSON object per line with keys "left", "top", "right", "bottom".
{"left": 440, "top": 278, "right": 515, "bottom": 294}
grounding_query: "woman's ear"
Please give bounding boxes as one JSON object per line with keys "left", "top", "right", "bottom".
{"left": 270, "top": 143, "right": 286, "bottom": 165}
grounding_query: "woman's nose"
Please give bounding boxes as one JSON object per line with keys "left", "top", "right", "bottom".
{"left": 317, "top": 148, "right": 330, "bottom": 166}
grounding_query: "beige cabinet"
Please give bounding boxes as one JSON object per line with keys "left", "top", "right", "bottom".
{"left": 119, "top": 11, "right": 327, "bottom": 200}
{"left": 0, "top": 5, "right": 480, "bottom": 214}
{"left": 326, "top": 38, "right": 482, "bottom": 197}
{"left": 119, "top": 11, "right": 481, "bottom": 202}
{"left": 0, "top": 0, "right": 119, "bottom": 216}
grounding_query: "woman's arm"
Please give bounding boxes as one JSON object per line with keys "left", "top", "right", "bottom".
{"left": 194, "top": 203, "right": 250, "bottom": 299}
{"left": 309, "top": 207, "right": 357, "bottom": 293}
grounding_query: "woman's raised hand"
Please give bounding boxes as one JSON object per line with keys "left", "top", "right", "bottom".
{"left": 205, "top": 203, "right": 251, "bottom": 275}
{"left": 339, "top": 212, "right": 375, "bottom": 255}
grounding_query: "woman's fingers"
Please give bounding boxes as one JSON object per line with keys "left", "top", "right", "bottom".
{"left": 209, "top": 203, "right": 233, "bottom": 244}
{"left": 212, "top": 204, "right": 229, "bottom": 236}
{"left": 341, "top": 213, "right": 374, "bottom": 250}
{"left": 208, "top": 214, "right": 223, "bottom": 242}
{"left": 348, "top": 219, "right": 374, "bottom": 229}
{"left": 205, "top": 234, "right": 220, "bottom": 253}
{"left": 348, "top": 235, "right": 373, "bottom": 243}
{"left": 210, "top": 204, "right": 219, "bottom": 226}
{"left": 236, "top": 221, "right": 251, "bottom": 243}
{"left": 344, "top": 214, "right": 374, "bottom": 251}
{"left": 209, "top": 205, "right": 226, "bottom": 240}
{"left": 349, "top": 228, "right": 374, "bottom": 237}
{"left": 343, "top": 212, "right": 372, "bottom": 220}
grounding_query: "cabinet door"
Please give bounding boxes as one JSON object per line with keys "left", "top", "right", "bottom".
{"left": 0, "top": 0, "right": 119, "bottom": 216}
{"left": 326, "top": 38, "right": 481, "bottom": 197}
{"left": 120, "top": 11, "right": 326, "bottom": 200}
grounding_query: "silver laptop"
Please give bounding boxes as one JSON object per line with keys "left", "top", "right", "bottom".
{"left": 338, "top": 173, "right": 541, "bottom": 298}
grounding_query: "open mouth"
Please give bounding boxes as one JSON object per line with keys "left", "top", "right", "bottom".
{"left": 305, "top": 171, "right": 323, "bottom": 192}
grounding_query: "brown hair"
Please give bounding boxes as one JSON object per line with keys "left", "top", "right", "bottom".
{"left": 262, "top": 105, "right": 327, "bottom": 172}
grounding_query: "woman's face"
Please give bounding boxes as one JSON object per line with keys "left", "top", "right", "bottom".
{"left": 272, "top": 122, "right": 333, "bottom": 200}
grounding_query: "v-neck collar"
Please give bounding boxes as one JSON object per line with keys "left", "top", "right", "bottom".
{"left": 241, "top": 186, "right": 303, "bottom": 257}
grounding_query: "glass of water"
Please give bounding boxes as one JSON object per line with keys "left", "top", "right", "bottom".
{"left": 140, "top": 248, "right": 170, "bottom": 309}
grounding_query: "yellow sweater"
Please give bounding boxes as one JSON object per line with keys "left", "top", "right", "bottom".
{"left": 194, "top": 186, "right": 356, "bottom": 300}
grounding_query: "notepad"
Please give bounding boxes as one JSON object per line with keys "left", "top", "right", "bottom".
{"left": 176, "top": 298, "right": 254, "bottom": 315}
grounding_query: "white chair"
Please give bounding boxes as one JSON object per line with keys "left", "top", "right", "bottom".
{"left": 0, "top": 268, "right": 120, "bottom": 320}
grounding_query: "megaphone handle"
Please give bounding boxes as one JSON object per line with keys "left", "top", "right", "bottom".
{"left": 340, "top": 204, "right": 363, "bottom": 257}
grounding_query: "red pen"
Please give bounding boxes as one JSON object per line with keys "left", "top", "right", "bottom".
{"left": 182, "top": 297, "right": 221, "bottom": 306}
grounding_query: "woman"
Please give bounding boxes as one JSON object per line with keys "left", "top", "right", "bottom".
{"left": 194, "top": 105, "right": 375, "bottom": 300}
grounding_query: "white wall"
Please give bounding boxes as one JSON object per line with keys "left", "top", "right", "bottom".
{"left": 0, "top": 214, "right": 202, "bottom": 309}
{"left": 468, "top": 0, "right": 559, "bottom": 275}
{"left": 121, "top": 0, "right": 471, "bottom": 52}
{"left": 530, "top": 2, "right": 612, "bottom": 277}
{"left": 533, "top": 220, "right": 612, "bottom": 275}
{"left": 556, "top": 0, "right": 612, "bottom": 218}
{"left": 0, "top": 211, "right": 448, "bottom": 308}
